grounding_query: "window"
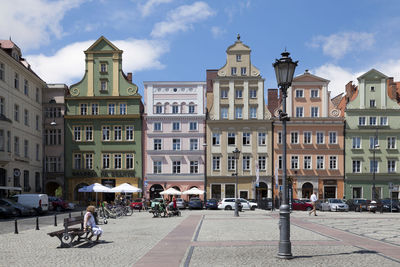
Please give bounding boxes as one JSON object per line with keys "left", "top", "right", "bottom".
{"left": 85, "top": 154, "right": 93, "bottom": 169}
{"left": 0, "top": 130, "right": 3, "bottom": 151}
{"left": 296, "top": 107, "right": 303, "bottom": 117}
{"left": 172, "top": 105, "right": 179, "bottom": 114}
{"left": 92, "top": 103, "right": 99, "bottom": 115}
{"left": 258, "top": 156, "right": 266, "bottom": 170}
{"left": 126, "top": 126, "right": 134, "bottom": 140}
{"left": 154, "top": 122, "right": 162, "bottom": 131}
{"left": 371, "top": 86, "right": 375, "bottom": 91}
{"left": 172, "top": 122, "right": 180, "bottom": 131}
{"left": 173, "top": 161, "right": 181, "bottom": 174}
{"left": 369, "top": 136, "right": 378, "bottom": 149}
{"left": 311, "top": 89, "right": 319, "bottom": 98}
{"left": 114, "top": 154, "right": 122, "bottom": 169}
{"left": 370, "top": 160, "right": 378, "bottom": 173}
{"left": 154, "top": 139, "right": 162, "bottom": 150}
{"left": 221, "top": 89, "right": 228, "bottom": 98}
{"left": 190, "top": 161, "right": 199, "bottom": 173}
{"left": 329, "top": 132, "right": 337, "bottom": 144}
{"left": 258, "top": 133, "right": 266, "bottom": 146}
{"left": 388, "top": 160, "right": 396, "bottom": 173}
{"left": 85, "top": 126, "right": 93, "bottom": 141}
{"left": 172, "top": 139, "right": 181, "bottom": 150}
{"left": 45, "top": 129, "right": 61, "bottom": 145}
{"left": 243, "top": 133, "right": 251, "bottom": 145}
{"left": 304, "top": 156, "right": 312, "bottom": 169}
{"left": 14, "top": 104, "right": 19, "bottom": 121}
{"left": 46, "top": 157, "right": 61, "bottom": 172}
{"left": 120, "top": 103, "right": 127, "bottom": 115}
{"left": 155, "top": 105, "right": 163, "bottom": 114}
{"left": 235, "top": 106, "right": 242, "bottom": 119}
{"left": 352, "top": 137, "right": 361, "bottom": 149}
{"left": 212, "top": 156, "right": 220, "bottom": 171}
{"left": 35, "top": 143, "right": 39, "bottom": 160}
{"left": 303, "top": 132, "right": 312, "bottom": 144}
{"left": 188, "top": 105, "right": 195, "bottom": 114}
{"left": 35, "top": 172, "right": 40, "bottom": 192}
{"left": 35, "top": 115, "right": 39, "bottom": 131}
{"left": 24, "top": 139, "right": 28, "bottom": 158}
{"left": 101, "top": 80, "right": 108, "bottom": 91}
{"left": 221, "top": 107, "right": 228, "bottom": 119}
{"left": 80, "top": 104, "right": 87, "bottom": 115}
{"left": 100, "top": 63, "right": 107, "bottom": 72}
{"left": 24, "top": 80, "right": 29, "bottom": 96}
{"left": 228, "top": 156, "right": 236, "bottom": 170}
{"left": 316, "top": 156, "right": 324, "bottom": 169}
{"left": 108, "top": 104, "right": 115, "bottom": 115}
{"left": 74, "top": 154, "right": 81, "bottom": 169}
{"left": 311, "top": 107, "right": 319, "bottom": 117}
{"left": 329, "top": 156, "right": 337, "bottom": 169}
{"left": 278, "top": 155, "right": 282, "bottom": 169}
{"left": 236, "top": 90, "right": 243, "bottom": 98}
{"left": 74, "top": 126, "right": 81, "bottom": 141}
{"left": 103, "top": 154, "right": 110, "bottom": 169}
{"left": 295, "top": 89, "right": 304, "bottom": 98}
{"left": 35, "top": 88, "right": 40, "bottom": 103}
{"left": 380, "top": 117, "right": 388, "bottom": 125}
{"left": 0, "top": 97, "right": 4, "bottom": 116}
{"left": 359, "top": 117, "right": 366, "bottom": 126}
{"left": 316, "top": 132, "right": 324, "bottom": 144}
{"left": 24, "top": 109, "right": 29, "bottom": 126}
{"left": 14, "top": 136, "right": 19, "bottom": 156}
{"left": 250, "top": 89, "right": 257, "bottom": 98}
{"left": 369, "top": 117, "right": 377, "bottom": 125}
{"left": 126, "top": 154, "right": 134, "bottom": 169}
{"left": 153, "top": 161, "right": 162, "bottom": 174}
{"left": 23, "top": 170, "right": 30, "bottom": 192}
{"left": 231, "top": 67, "right": 237, "bottom": 75}
{"left": 243, "top": 155, "right": 250, "bottom": 170}
{"left": 370, "top": 99, "right": 376, "bottom": 107}
{"left": 278, "top": 131, "right": 282, "bottom": 144}
{"left": 190, "top": 139, "right": 198, "bottom": 150}
{"left": 189, "top": 122, "right": 198, "bottom": 131}
{"left": 114, "top": 126, "right": 122, "bottom": 141}
{"left": 291, "top": 156, "right": 299, "bottom": 169}
{"left": 291, "top": 132, "right": 299, "bottom": 144}
{"left": 387, "top": 137, "right": 396, "bottom": 149}
{"left": 102, "top": 126, "right": 110, "bottom": 141}
{"left": 212, "top": 133, "right": 220, "bottom": 145}
{"left": 241, "top": 67, "right": 246, "bottom": 75}
{"left": 250, "top": 107, "right": 257, "bottom": 118}
{"left": 228, "top": 133, "right": 235, "bottom": 145}
{"left": 14, "top": 73, "right": 19, "bottom": 89}
{"left": 236, "top": 54, "right": 241, "bottom": 62}
{"left": 0, "top": 63, "right": 4, "bottom": 81}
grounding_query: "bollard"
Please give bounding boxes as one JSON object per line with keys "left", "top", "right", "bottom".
{"left": 336, "top": 206, "right": 338, "bottom": 212}
{"left": 69, "top": 212, "right": 72, "bottom": 218}
{"left": 14, "top": 219, "right": 18, "bottom": 234}
{"left": 36, "top": 217, "right": 39, "bottom": 230}
{"left": 54, "top": 214, "right": 57, "bottom": 227}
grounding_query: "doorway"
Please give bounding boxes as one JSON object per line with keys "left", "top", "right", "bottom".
{"left": 324, "top": 186, "right": 336, "bottom": 199}
{"left": 150, "top": 184, "right": 164, "bottom": 199}
{"left": 302, "top": 182, "right": 313, "bottom": 199}
{"left": 256, "top": 182, "right": 268, "bottom": 201}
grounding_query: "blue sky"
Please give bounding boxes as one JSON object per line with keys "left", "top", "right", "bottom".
{"left": 2, "top": 0, "right": 400, "bottom": 99}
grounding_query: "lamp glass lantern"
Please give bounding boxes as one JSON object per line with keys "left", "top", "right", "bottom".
{"left": 273, "top": 51, "right": 298, "bottom": 89}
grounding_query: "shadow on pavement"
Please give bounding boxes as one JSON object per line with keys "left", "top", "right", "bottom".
{"left": 294, "top": 249, "right": 378, "bottom": 259}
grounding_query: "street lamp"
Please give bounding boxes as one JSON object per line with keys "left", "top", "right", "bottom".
{"left": 232, "top": 147, "right": 240, "bottom": 217}
{"left": 372, "top": 129, "right": 379, "bottom": 201}
{"left": 273, "top": 50, "right": 298, "bottom": 259}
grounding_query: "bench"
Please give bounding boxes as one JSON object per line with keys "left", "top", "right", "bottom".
{"left": 48, "top": 216, "right": 91, "bottom": 248}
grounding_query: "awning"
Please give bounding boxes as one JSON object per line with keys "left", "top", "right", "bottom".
{"left": 0, "top": 186, "right": 22, "bottom": 191}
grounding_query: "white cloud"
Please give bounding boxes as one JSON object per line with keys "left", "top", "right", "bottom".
{"left": 0, "top": 0, "right": 84, "bottom": 50}
{"left": 151, "top": 1, "right": 215, "bottom": 38}
{"left": 310, "top": 32, "right": 375, "bottom": 59}
{"left": 138, "top": 0, "right": 174, "bottom": 17}
{"left": 211, "top": 26, "right": 226, "bottom": 38}
{"left": 27, "top": 39, "right": 169, "bottom": 84}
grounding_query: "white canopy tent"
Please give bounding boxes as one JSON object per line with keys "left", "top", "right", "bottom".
{"left": 182, "top": 187, "right": 204, "bottom": 195}
{"left": 159, "top": 187, "right": 182, "bottom": 195}
{"left": 78, "top": 183, "right": 111, "bottom": 206}
{"left": 109, "top": 183, "right": 142, "bottom": 193}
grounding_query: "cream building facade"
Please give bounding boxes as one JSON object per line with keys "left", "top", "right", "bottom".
{"left": 206, "top": 36, "right": 273, "bottom": 201}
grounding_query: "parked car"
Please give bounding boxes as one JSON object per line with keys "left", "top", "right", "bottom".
{"left": 218, "top": 198, "right": 256, "bottom": 210}
{"left": 380, "top": 199, "right": 400, "bottom": 212}
{"left": 130, "top": 198, "right": 143, "bottom": 210}
{"left": 168, "top": 198, "right": 187, "bottom": 209}
{"left": 188, "top": 197, "right": 203, "bottom": 210}
{"left": 292, "top": 199, "right": 313, "bottom": 211}
{"left": 0, "top": 198, "right": 34, "bottom": 216}
{"left": 11, "top": 194, "right": 48, "bottom": 214}
{"left": 320, "top": 199, "right": 349, "bottom": 212}
{"left": 346, "top": 198, "right": 368, "bottom": 212}
{"left": 48, "top": 196, "right": 69, "bottom": 211}
{"left": 240, "top": 199, "right": 257, "bottom": 210}
{"left": 205, "top": 198, "right": 219, "bottom": 209}
{"left": 0, "top": 203, "right": 16, "bottom": 218}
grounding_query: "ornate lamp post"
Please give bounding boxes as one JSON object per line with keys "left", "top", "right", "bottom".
{"left": 233, "top": 147, "right": 240, "bottom": 217}
{"left": 273, "top": 50, "right": 298, "bottom": 259}
{"left": 372, "top": 129, "right": 379, "bottom": 201}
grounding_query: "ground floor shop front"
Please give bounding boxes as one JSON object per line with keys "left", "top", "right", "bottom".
{"left": 145, "top": 181, "right": 204, "bottom": 201}
{"left": 345, "top": 175, "right": 400, "bottom": 200}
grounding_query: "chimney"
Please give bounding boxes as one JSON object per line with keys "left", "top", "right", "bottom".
{"left": 127, "top": 72, "right": 132, "bottom": 82}
{"left": 267, "top": 89, "right": 279, "bottom": 116}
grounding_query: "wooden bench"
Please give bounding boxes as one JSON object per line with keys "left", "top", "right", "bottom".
{"left": 48, "top": 216, "right": 91, "bottom": 248}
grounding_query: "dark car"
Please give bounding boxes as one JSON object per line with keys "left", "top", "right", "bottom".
{"left": 188, "top": 197, "right": 203, "bottom": 210}
{"left": 0, "top": 203, "right": 17, "bottom": 218}
{"left": 292, "top": 199, "right": 313, "bottom": 211}
{"left": 378, "top": 199, "right": 399, "bottom": 212}
{"left": 0, "top": 198, "right": 33, "bottom": 216}
{"left": 48, "top": 196, "right": 69, "bottom": 211}
{"left": 205, "top": 198, "right": 218, "bottom": 209}
{"left": 346, "top": 198, "right": 369, "bottom": 211}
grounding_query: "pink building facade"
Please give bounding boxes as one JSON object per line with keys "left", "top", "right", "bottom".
{"left": 143, "top": 82, "right": 206, "bottom": 200}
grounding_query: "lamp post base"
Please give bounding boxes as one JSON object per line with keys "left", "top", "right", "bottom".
{"left": 278, "top": 203, "right": 292, "bottom": 258}
{"left": 234, "top": 200, "right": 239, "bottom": 217}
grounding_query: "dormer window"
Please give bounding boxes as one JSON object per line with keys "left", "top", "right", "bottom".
{"left": 371, "top": 86, "right": 375, "bottom": 92}
{"left": 100, "top": 63, "right": 107, "bottom": 73}
{"left": 241, "top": 67, "right": 246, "bottom": 75}
{"left": 236, "top": 54, "right": 241, "bottom": 62}
{"left": 370, "top": 99, "right": 376, "bottom": 107}
{"left": 100, "top": 80, "right": 108, "bottom": 91}
{"left": 231, "top": 67, "right": 237, "bottom": 76}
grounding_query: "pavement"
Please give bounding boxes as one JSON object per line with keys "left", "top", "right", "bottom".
{"left": 0, "top": 209, "right": 399, "bottom": 267}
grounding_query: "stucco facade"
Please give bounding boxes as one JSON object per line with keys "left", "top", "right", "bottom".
{"left": 206, "top": 36, "right": 272, "bottom": 201}
{"left": 64, "top": 36, "right": 143, "bottom": 202}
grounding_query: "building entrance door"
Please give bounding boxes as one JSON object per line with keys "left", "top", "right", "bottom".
{"left": 302, "top": 182, "right": 313, "bottom": 199}
{"left": 324, "top": 186, "right": 336, "bottom": 199}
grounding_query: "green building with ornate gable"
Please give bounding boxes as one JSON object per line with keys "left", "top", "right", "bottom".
{"left": 65, "top": 36, "right": 143, "bottom": 202}
{"left": 345, "top": 69, "right": 400, "bottom": 200}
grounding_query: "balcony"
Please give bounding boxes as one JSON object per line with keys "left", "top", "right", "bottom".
{"left": 0, "top": 151, "right": 11, "bottom": 165}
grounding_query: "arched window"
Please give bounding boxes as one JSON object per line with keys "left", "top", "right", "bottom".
{"left": 188, "top": 103, "right": 196, "bottom": 114}
{"left": 172, "top": 103, "right": 179, "bottom": 114}
{"left": 155, "top": 103, "right": 163, "bottom": 114}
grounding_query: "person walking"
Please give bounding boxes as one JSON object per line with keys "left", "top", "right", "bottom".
{"left": 309, "top": 191, "right": 318, "bottom": 216}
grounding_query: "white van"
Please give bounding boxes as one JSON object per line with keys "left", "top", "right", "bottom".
{"left": 12, "top": 194, "right": 49, "bottom": 214}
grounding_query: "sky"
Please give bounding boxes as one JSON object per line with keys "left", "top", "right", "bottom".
{"left": 2, "top": 0, "right": 400, "bottom": 100}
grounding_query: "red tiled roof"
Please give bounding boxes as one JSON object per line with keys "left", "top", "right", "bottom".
{"left": 0, "top": 40, "right": 16, "bottom": 49}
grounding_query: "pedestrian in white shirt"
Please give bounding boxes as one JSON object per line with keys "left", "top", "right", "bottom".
{"left": 309, "top": 192, "right": 318, "bottom": 216}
